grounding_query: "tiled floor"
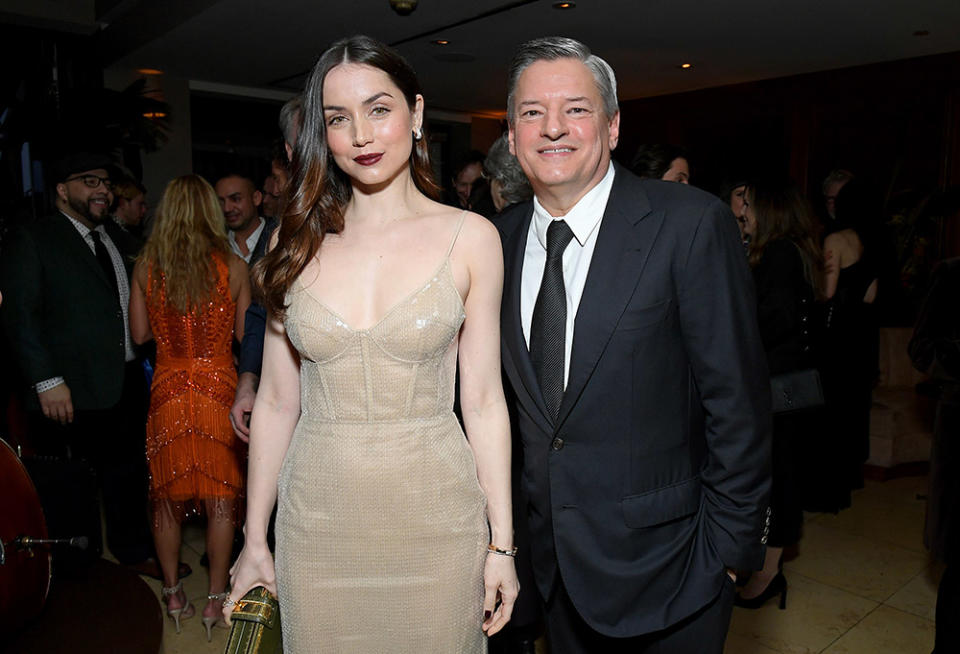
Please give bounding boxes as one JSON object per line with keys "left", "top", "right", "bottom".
{"left": 139, "top": 476, "right": 939, "bottom": 653}
{"left": 725, "top": 475, "right": 940, "bottom": 654}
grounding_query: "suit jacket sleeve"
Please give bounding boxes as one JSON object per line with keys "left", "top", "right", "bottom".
{"left": 676, "top": 200, "right": 772, "bottom": 570}
{"left": 0, "top": 226, "right": 58, "bottom": 385}
{"left": 238, "top": 302, "right": 267, "bottom": 376}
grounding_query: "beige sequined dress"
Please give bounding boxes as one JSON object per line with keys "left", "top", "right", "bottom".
{"left": 276, "top": 215, "right": 488, "bottom": 653}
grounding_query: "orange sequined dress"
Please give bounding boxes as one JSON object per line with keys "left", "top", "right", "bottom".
{"left": 145, "top": 253, "right": 243, "bottom": 521}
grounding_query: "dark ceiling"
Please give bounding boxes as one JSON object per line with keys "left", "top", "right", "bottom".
{"left": 5, "top": 0, "right": 960, "bottom": 116}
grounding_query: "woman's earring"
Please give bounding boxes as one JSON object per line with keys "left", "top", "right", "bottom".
{"left": 414, "top": 127, "right": 423, "bottom": 141}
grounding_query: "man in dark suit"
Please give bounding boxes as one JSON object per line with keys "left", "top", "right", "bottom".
{"left": 0, "top": 153, "right": 162, "bottom": 575}
{"left": 497, "top": 38, "right": 771, "bottom": 653}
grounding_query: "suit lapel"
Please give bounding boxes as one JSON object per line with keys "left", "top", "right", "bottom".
{"left": 556, "top": 170, "right": 661, "bottom": 427}
{"left": 500, "top": 206, "right": 555, "bottom": 435}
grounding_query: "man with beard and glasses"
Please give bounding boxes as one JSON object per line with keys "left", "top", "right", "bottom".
{"left": 0, "top": 152, "right": 183, "bottom": 580}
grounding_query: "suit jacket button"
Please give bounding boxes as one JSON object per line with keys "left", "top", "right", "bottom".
{"left": 551, "top": 437, "right": 564, "bottom": 451}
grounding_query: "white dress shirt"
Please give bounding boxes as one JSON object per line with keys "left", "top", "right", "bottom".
{"left": 230, "top": 217, "right": 266, "bottom": 263}
{"left": 520, "top": 163, "right": 616, "bottom": 388}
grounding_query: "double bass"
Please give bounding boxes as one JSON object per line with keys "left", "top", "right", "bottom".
{"left": 0, "top": 437, "right": 51, "bottom": 633}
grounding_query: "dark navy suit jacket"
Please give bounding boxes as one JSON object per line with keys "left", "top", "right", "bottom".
{"left": 237, "top": 217, "right": 277, "bottom": 376}
{"left": 497, "top": 165, "right": 771, "bottom": 637}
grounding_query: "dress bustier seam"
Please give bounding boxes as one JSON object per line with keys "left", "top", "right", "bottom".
{"left": 295, "top": 326, "right": 352, "bottom": 364}
{"left": 359, "top": 337, "right": 373, "bottom": 422}
{"left": 402, "top": 361, "right": 421, "bottom": 418}
{"left": 313, "top": 363, "right": 336, "bottom": 421}
{"left": 367, "top": 336, "right": 451, "bottom": 363}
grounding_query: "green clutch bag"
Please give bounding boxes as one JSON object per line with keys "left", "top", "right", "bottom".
{"left": 224, "top": 586, "right": 283, "bottom": 654}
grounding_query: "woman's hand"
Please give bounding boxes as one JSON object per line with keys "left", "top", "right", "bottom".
{"left": 223, "top": 540, "right": 277, "bottom": 625}
{"left": 481, "top": 551, "right": 519, "bottom": 636}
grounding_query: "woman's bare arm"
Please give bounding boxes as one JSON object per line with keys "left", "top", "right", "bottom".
{"left": 455, "top": 213, "right": 518, "bottom": 636}
{"left": 129, "top": 260, "right": 153, "bottom": 344}
{"left": 228, "top": 254, "right": 251, "bottom": 340}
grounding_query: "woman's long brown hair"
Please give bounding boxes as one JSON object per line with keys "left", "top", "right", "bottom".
{"left": 256, "top": 35, "right": 440, "bottom": 319}
{"left": 746, "top": 180, "right": 825, "bottom": 300}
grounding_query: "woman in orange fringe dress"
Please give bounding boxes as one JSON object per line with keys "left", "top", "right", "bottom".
{"left": 129, "top": 174, "right": 250, "bottom": 639}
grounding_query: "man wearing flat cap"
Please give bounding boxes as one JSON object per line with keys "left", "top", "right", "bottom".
{"left": 0, "top": 153, "right": 166, "bottom": 576}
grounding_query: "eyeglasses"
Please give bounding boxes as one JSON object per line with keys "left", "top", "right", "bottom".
{"left": 65, "top": 174, "right": 113, "bottom": 191}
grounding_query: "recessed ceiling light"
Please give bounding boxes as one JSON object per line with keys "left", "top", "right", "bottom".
{"left": 680, "top": 63, "right": 692, "bottom": 69}
{"left": 913, "top": 30, "right": 930, "bottom": 36}
{"left": 553, "top": 2, "right": 576, "bottom": 9}
{"left": 137, "top": 68, "right": 164, "bottom": 75}
{"left": 432, "top": 39, "right": 450, "bottom": 45}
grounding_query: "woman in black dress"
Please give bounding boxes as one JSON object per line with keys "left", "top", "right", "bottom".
{"left": 736, "top": 180, "right": 823, "bottom": 608}
{"left": 811, "top": 179, "right": 880, "bottom": 512}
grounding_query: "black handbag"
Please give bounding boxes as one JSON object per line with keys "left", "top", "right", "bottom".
{"left": 770, "top": 368, "right": 824, "bottom": 414}
{"left": 224, "top": 586, "right": 283, "bottom": 654}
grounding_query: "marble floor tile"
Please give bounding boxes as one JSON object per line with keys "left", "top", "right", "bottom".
{"left": 729, "top": 572, "right": 877, "bottom": 654}
{"left": 724, "top": 632, "right": 783, "bottom": 653}
{"left": 884, "top": 562, "right": 944, "bottom": 621}
{"left": 814, "top": 485, "right": 927, "bottom": 554}
{"left": 182, "top": 520, "right": 206, "bottom": 554}
{"left": 786, "top": 521, "right": 928, "bottom": 602}
{"left": 803, "top": 510, "right": 826, "bottom": 525}
{"left": 821, "top": 605, "right": 935, "bottom": 654}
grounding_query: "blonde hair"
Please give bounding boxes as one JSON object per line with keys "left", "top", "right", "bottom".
{"left": 139, "top": 174, "right": 231, "bottom": 312}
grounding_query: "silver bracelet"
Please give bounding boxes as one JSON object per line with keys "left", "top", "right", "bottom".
{"left": 487, "top": 544, "right": 518, "bottom": 557}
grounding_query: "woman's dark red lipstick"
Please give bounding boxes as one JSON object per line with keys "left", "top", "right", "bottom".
{"left": 354, "top": 153, "right": 383, "bottom": 166}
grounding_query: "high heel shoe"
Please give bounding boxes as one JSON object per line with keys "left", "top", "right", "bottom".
{"left": 202, "top": 591, "right": 229, "bottom": 642}
{"left": 734, "top": 571, "right": 787, "bottom": 610}
{"left": 161, "top": 580, "right": 195, "bottom": 633}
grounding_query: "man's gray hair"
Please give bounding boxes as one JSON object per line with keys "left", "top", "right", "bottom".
{"left": 279, "top": 95, "right": 303, "bottom": 147}
{"left": 484, "top": 133, "right": 533, "bottom": 206}
{"left": 507, "top": 36, "right": 618, "bottom": 124}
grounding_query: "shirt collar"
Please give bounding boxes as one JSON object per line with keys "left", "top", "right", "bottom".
{"left": 237, "top": 216, "right": 265, "bottom": 250}
{"left": 531, "top": 162, "right": 615, "bottom": 249}
{"left": 61, "top": 210, "right": 107, "bottom": 238}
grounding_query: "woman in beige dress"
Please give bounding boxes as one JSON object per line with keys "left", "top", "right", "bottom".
{"left": 225, "top": 35, "right": 518, "bottom": 652}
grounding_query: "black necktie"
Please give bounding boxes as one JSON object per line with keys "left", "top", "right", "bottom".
{"left": 89, "top": 230, "right": 119, "bottom": 295}
{"left": 530, "top": 219, "right": 575, "bottom": 421}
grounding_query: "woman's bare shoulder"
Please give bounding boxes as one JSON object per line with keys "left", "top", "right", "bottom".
{"left": 226, "top": 251, "right": 249, "bottom": 278}
{"left": 225, "top": 250, "right": 247, "bottom": 268}
{"left": 825, "top": 228, "right": 860, "bottom": 248}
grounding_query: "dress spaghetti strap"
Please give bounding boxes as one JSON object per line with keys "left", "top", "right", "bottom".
{"left": 445, "top": 210, "right": 468, "bottom": 260}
